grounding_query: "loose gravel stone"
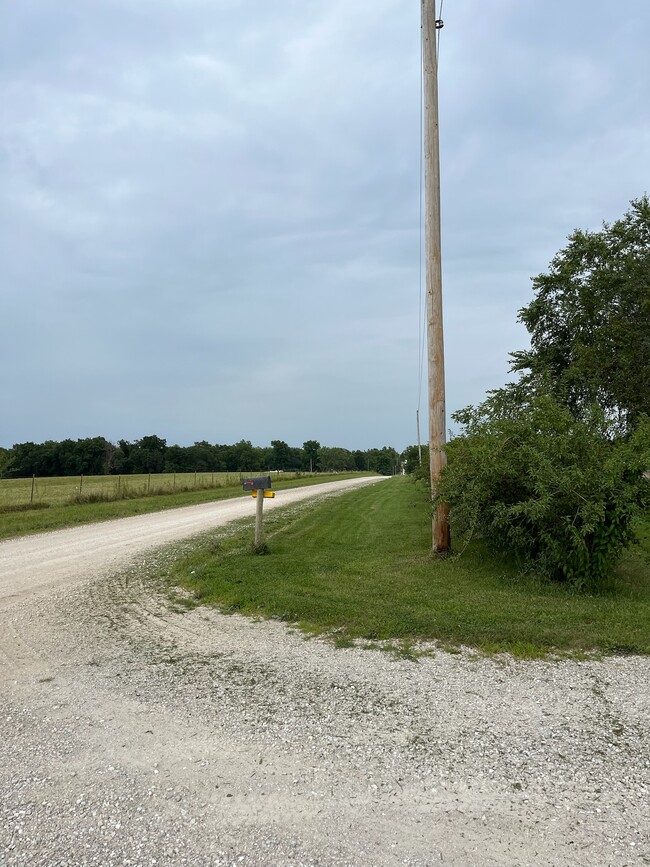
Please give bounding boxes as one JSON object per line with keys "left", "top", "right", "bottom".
{"left": 0, "top": 482, "right": 649, "bottom": 865}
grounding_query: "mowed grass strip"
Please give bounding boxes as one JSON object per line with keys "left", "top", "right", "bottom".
{"left": 0, "top": 473, "right": 370, "bottom": 540}
{"left": 172, "top": 476, "right": 650, "bottom": 657}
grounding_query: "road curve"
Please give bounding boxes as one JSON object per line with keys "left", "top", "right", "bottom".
{"left": 0, "top": 475, "right": 389, "bottom": 607}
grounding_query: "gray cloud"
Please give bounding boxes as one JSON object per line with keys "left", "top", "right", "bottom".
{"left": 1, "top": 0, "right": 649, "bottom": 450}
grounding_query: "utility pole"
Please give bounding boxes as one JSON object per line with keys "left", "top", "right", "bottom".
{"left": 422, "top": 0, "right": 451, "bottom": 553}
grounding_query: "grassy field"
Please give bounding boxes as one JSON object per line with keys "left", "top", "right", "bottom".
{"left": 0, "top": 472, "right": 370, "bottom": 540}
{"left": 168, "top": 476, "right": 650, "bottom": 658}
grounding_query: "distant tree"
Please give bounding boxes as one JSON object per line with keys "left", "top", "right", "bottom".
{"left": 185, "top": 441, "right": 220, "bottom": 472}
{"left": 164, "top": 445, "right": 189, "bottom": 473}
{"left": 129, "top": 435, "right": 167, "bottom": 473}
{"left": 7, "top": 442, "right": 37, "bottom": 477}
{"left": 103, "top": 440, "right": 119, "bottom": 474}
{"left": 227, "top": 440, "right": 257, "bottom": 472}
{"left": 287, "top": 447, "right": 304, "bottom": 470}
{"left": 270, "top": 440, "right": 291, "bottom": 471}
{"left": 402, "top": 444, "right": 427, "bottom": 475}
{"left": 302, "top": 440, "right": 321, "bottom": 472}
{"left": 0, "top": 447, "right": 12, "bottom": 478}
{"left": 113, "top": 439, "right": 133, "bottom": 474}
{"left": 318, "top": 446, "right": 355, "bottom": 472}
{"left": 7, "top": 440, "right": 65, "bottom": 477}
{"left": 353, "top": 450, "right": 367, "bottom": 471}
{"left": 75, "top": 437, "right": 111, "bottom": 475}
{"left": 511, "top": 195, "right": 650, "bottom": 433}
{"left": 367, "top": 446, "right": 400, "bottom": 475}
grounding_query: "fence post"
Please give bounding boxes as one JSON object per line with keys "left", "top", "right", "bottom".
{"left": 31, "top": 474, "right": 35, "bottom": 504}
{"left": 79, "top": 474, "right": 83, "bottom": 495}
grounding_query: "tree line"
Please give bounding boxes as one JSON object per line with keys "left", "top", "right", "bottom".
{"left": 0, "top": 436, "right": 401, "bottom": 479}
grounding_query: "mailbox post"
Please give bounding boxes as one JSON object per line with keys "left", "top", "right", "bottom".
{"left": 242, "top": 476, "right": 274, "bottom": 550}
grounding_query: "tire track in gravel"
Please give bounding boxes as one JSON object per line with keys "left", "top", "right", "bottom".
{"left": 2, "top": 473, "right": 650, "bottom": 865}
{"left": 0, "top": 477, "right": 387, "bottom": 679}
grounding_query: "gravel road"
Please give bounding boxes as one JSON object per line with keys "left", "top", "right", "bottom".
{"left": 0, "top": 476, "right": 387, "bottom": 608}
{"left": 1, "top": 477, "right": 649, "bottom": 866}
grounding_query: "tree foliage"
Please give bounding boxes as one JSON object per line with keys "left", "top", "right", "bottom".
{"left": 438, "top": 389, "right": 649, "bottom": 589}
{"left": 511, "top": 196, "right": 650, "bottom": 433}
{"left": 0, "top": 447, "right": 13, "bottom": 478}
{"left": 436, "top": 197, "right": 650, "bottom": 588}
{"left": 302, "top": 440, "right": 321, "bottom": 472}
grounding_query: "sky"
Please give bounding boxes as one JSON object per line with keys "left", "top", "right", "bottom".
{"left": 1, "top": 0, "right": 649, "bottom": 452}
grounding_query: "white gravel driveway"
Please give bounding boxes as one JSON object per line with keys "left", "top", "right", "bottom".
{"left": 0, "top": 476, "right": 649, "bottom": 866}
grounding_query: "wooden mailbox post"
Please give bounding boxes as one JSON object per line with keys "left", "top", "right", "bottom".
{"left": 242, "top": 475, "right": 275, "bottom": 549}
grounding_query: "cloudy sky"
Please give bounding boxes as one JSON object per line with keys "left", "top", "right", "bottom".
{"left": 2, "top": 0, "right": 648, "bottom": 451}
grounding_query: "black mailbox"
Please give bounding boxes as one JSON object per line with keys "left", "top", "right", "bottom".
{"left": 242, "top": 475, "right": 272, "bottom": 491}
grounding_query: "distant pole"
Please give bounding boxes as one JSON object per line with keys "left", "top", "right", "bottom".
{"left": 416, "top": 409, "right": 422, "bottom": 465}
{"left": 422, "top": 0, "right": 451, "bottom": 553}
{"left": 31, "top": 474, "right": 35, "bottom": 504}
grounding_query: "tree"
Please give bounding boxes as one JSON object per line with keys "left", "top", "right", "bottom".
{"left": 227, "top": 440, "right": 257, "bottom": 472}
{"left": 302, "top": 440, "right": 320, "bottom": 472}
{"left": 511, "top": 196, "right": 650, "bottom": 433}
{"left": 129, "top": 435, "right": 167, "bottom": 474}
{"left": 437, "top": 392, "right": 650, "bottom": 589}
{"left": 367, "top": 446, "right": 400, "bottom": 475}
{"left": 318, "top": 446, "right": 354, "bottom": 472}
{"left": 401, "top": 445, "right": 426, "bottom": 475}
{"left": 0, "top": 447, "right": 12, "bottom": 478}
{"left": 270, "top": 440, "right": 291, "bottom": 471}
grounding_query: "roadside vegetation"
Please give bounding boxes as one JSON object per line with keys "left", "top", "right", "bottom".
{"left": 0, "top": 472, "right": 370, "bottom": 540}
{"left": 408, "top": 196, "right": 650, "bottom": 591}
{"left": 169, "top": 477, "right": 650, "bottom": 658}
{"left": 168, "top": 201, "right": 650, "bottom": 658}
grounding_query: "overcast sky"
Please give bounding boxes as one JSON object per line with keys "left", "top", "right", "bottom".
{"left": 2, "top": 0, "right": 648, "bottom": 451}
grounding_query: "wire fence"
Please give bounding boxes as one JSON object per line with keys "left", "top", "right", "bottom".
{"left": 0, "top": 471, "right": 309, "bottom": 510}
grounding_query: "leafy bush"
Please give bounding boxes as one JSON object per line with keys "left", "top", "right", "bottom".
{"left": 436, "top": 393, "right": 649, "bottom": 589}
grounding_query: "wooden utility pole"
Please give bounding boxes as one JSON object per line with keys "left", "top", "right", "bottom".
{"left": 422, "top": 0, "right": 451, "bottom": 553}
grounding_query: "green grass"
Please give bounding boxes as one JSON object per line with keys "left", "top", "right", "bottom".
{"left": 169, "top": 476, "right": 650, "bottom": 658}
{"left": 0, "top": 472, "right": 371, "bottom": 540}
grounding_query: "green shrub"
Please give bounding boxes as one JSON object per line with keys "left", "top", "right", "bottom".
{"left": 436, "top": 393, "right": 650, "bottom": 589}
